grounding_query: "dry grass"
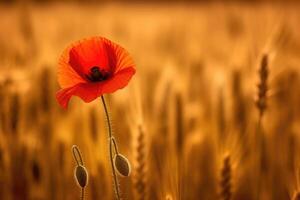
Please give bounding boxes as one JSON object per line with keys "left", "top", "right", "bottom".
{"left": 219, "top": 154, "right": 232, "bottom": 200}
{"left": 0, "top": 1, "right": 300, "bottom": 200}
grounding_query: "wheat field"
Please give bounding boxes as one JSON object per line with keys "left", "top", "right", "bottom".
{"left": 0, "top": 1, "right": 300, "bottom": 200}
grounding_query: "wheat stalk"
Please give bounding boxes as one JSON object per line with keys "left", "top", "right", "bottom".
{"left": 255, "top": 54, "right": 269, "bottom": 200}
{"left": 220, "top": 154, "right": 232, "bottom": 200}
{"left": 255, "top": 54, "right": 269, "bottom": 119}
{"left": 39, "top": 67, "right": 52, "bottom": 113}
{"left": 9, "top": 92, "right": 20, "bottom": 135}
{"left": 134, "top": 124, "right": 147, "bottom": 200}
{"left": 175, "top": 93, "right": 184, "bottom": 156}
{"left": 89, "top": 109, "right": 98, "bottom": 142}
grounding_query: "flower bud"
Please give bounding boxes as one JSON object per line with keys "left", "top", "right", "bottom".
{"left": 113, "top": 154, "right": 131, "bottom": 177}
{"left": 74, "top": 165, "right": 88, "bottom": 188}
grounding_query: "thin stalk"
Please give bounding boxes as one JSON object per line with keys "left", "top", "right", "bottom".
{"left": 101, "top": 95, "right": 121, "bottom": 200}
{"left": 256, "top": 115, "right": 265, "bottom": 200}
{"left": 72, "top": 145, "right": 84, "bottom": 166}
{"left": 81, "top": 188, "right": 84, "bottom": 200}
{"left": 255, "top": 116, "right": 261, "bottom": 200}
{"left": 111, "top": 137, "right": 119, "bottom": 155}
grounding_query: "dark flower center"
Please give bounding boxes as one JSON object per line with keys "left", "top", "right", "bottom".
{"left": 87, "top": 66, "right": 110, "bottom": 82}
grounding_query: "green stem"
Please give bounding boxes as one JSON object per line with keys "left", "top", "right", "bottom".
{"left": 101, "top": 95, "right": 121, "bottom": 200}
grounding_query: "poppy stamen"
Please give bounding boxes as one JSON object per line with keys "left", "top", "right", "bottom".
{"left": 87, "top": 66, "right": 110, "bottom": 82}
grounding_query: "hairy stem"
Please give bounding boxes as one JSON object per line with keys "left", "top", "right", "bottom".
{"left": 101, "top": 95, "right": 121, "bottom": 200}
{"left": 81, "top": 188, "right": 84, "bottom": 200}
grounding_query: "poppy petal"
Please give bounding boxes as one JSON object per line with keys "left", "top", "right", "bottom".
{"left": 58, "top": 52, "right": 86, "bottom": 88}
{"left": 58, "top": 38, "right": 110, "bottom": 87}
{"left": 56, "top": 83, "right": 100, "bottom": 109}
{"left": 69, "top": 38, "right": 112, "bottom": 75}
{"left": 105, "top": 39, "right": 135, "bottom": 73}
{"left": 100, "top": 67, "right": 136, "bottom": 93}
{"left": 56, "top": 67, "right": 135, "bottom": 109}
{"left": 58, "top": 37, "right": 135, "bottom": 87}
{"left": 65, "top": 37, "right": 135, "bottom": 75}
{"left": 56, "top": 37, "right": 136, "bottom": 109}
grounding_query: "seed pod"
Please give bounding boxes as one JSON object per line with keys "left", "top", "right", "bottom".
{"left": 74, "top": 165, "right": 88, "bottom": 188}
{"left": 113, "top": 154, "right": 131, "bottom": 177}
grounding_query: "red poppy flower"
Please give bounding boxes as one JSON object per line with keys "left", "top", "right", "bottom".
{"left": 56, "top": 37, "right": 136, "bottom": 109}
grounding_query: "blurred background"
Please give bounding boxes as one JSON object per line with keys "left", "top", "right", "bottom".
{"left": 0, "top": 0, "right": 300, "bottom": 200}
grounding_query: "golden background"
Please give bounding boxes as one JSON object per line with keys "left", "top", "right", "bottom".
{"left": 0, "top": 1, "right": 300, "bottom": 199}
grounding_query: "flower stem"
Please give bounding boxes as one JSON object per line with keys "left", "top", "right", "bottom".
{"left": 101, "top": 95, "right": 121, "bottom": 200}
{"left": 81, "top": 188, "right": 84, "bottom": 200}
